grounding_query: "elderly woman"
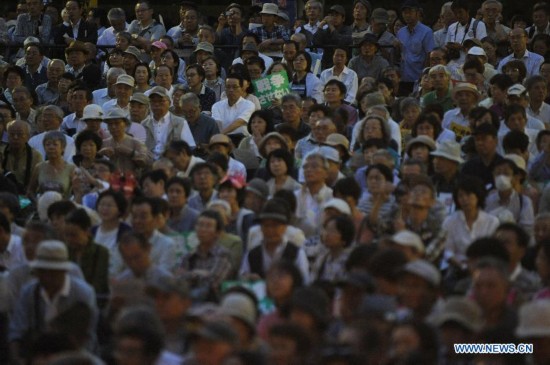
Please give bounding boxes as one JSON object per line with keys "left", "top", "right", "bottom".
{"left": 98, "top": 108, "right": 152, "bottom": 174}
{"left": 27, "top": 131, "right": 76, "bottom": 199}
{"left": 237, "top": 110, "right": 275, "bottom": 158}
{"left": 133, "top": 62, "right": 152, "bottom": 93}
{"left": 202, "top": 56, "right": 224, "bottom": 101}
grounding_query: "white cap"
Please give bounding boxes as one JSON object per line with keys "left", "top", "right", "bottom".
{"left": 322, "top": 198, "right": 351, "bottom": 215}
{"left": 392, "top": 230, "right": 425, "bottom": 253}
{"left": 467, "top": 46, "right": 487, "bottom": 57}
{"left": 81, "top": 104, "right": 104, "bottom": 121}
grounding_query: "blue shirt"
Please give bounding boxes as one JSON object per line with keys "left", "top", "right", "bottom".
{"left": 497, "top": 50, "right": 544, "bottom": 78}
{"left": 397, "top": 22, "right": 435, "bottom": 82}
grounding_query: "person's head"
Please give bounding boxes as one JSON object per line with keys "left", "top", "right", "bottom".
{"left": 140, "top": 170, "right": 168, "bottom": 198}
{"left": 389, "top": 320, "right": 439, "bottom": 365}
{"left": 362, "top": 114, "right": 390, "bottom": 145}
{"left": 321, "top": 214, "right": 355, "bottom": 251}
{"left": 365, "top": 163, "right": 393, "bottom": 195}
{"left": 400, "top": 97, "right": 422, "bottom": 124}
{"left": 201, "top": 56, "right": 221, "bottom": 79}
{"left": 185, "top": 64, "right": 206, "bottom": 90}
{"left": 69, "top": 85, "right": 92, "bottom": 115}
{"left": 117, "top": 232, "right": 152, "bottom": 277}
{"left": 147, "top": 86, "right": 170, "bottom": 119}
{"left": 502, "top": 60, "right": 527, "bottom": 84}
{"left": 495, "top": 222, "right": 530, "bottom": 269}
{"left": 43, "top": 130, "right": 67, "bottom": 160}
{"left": 398, "top": 260, "right": 441, "bottom": 317}
{"left": 472, "top": 123, "right": 498, "bottom": 157}
{"left": 153, "top": 64, "right": 172, "bottom": 89}
{"left": 282, "top": 40, "right": 298, "bottom": 64}
{"left": 525, "top": 75, "right": 548, "bottom": 104}
{"left": 427, "top": 64, "right": 450, "bottom": 92}
{"left": 242, "top": 179, "right": 268, "bottom": 215}
{"left": 292, "top": 51, "right": 312, "bottom": 74}
{"left": 47, "top": 200, "right": 76, "bottom": 233}
{"left": 462, "top": 59, "right": 484, "bottom": 86}
{"left": 31, "top": 240, "right": 73, "bottom": 296}
{"left": 131, "top": 197, "right": 161, "bottom": 237}
{"left": 134, "top": 0, "right": 154, "bottom": 23}
{"left": 266, "top": 259, "right": 304, "bottom": 307}
{"left": 12, "top": 86, "right": 33, "bottom": 114}
{"left": 6, "top": 120, "right": 31, "bottom": 151}
{"left": 452, "top": 83, "right": 480, "bottom": 112}
{"left": 532, "top": 3, "right": 550, "bottom": 29}
{"left": 503, "top": 104, "right": 527, "bottom": 132}
{"left": 332, "top": 47, "right": 349, "bottom": 69}
{"left": 412, "top": 113, "right": 442, "bottom": 141}
{"left": 65, "top": 0, "right": 82, "bottom": 22}
{"left": 450, "top": 0, "right": 470, "bottom": 24}
{"left": 132, "top": 63, "right": 151, "bottom": 87}
{"left": 509, "top": 27, "right": 529, "bottom": 54}
{"left": 165, "top": 177, "right": 191, "bottom": 211}
{"left": 268, "top": 323, "right": 312, "bottom": 365}
{"left": 74, "top": 130, "right": 102, "bottom": 162}
{"left": 195, "top": 210, "right": 224, "bottom": 246}
{"left": 489, "top": 73, "right": 514, "bottom": 104}
{"left": 63, "top": 208, "right": 92, "bottom": 250}
{"left": 536, "top": 213, "right": 550, "bottom": 245}
{"left": 225, "top": 73, "right": 245, "bottom": 103}
{"left": 429, "top": 47, "right": 448, "bottom": 66}
{"left": 323, "top": 79, "right": 347, "bottom": 104}
{"left": 305, "top": 0, "right": 323, "bottom": 22}
{"left": 3, "top": 66, "right": 24, "bottom": 90}
{"left": 400, "top": 1, "right": 420, "bottom": 26}
{"left": 472, "top": 258, "right": 510, "bottom": 313}
{"left": 259, "top": 198, "right": 291, "bottom": 247}
{"left": 96, "top": 189, "right": 127, "bottom": 224}
{"left": 189, "top": 163, "right": 218, "bottom": 192}
{"left": 453, "top": 176, "right": 486, "bottom": 212}
{"left": 536, "top": 237, "right": 550, "bottom": 284}
{"left": 24, "top": 44, "right": 44, "bottom": 68}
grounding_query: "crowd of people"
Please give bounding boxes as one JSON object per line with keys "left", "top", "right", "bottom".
{"left": 3, "top": 0, "right": 550, "bottom": 364}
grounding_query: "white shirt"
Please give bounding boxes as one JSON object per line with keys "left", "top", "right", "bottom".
{"left": 442, "top": 107, "right": 470, "bottom": 138}
{"left": 127, "top": 122, "right": 147, "bottom": 144}
{"left": 443, "top": 210, "right": 500, "bottom": 263}
{"left": 28, "top": 131, "right": 76, "bottom": 162}
{"left": 527, "top": 102, "right": 550, "bottom": 128}
{"left": 247, "top": 225, "right": 306, "bottom": 250}
{"left": 0, "top": 235, "right": 26, "bottom": 272}
{"left": 319, "top": 66, "right": 359, "bottom": 104}
{"left": 228, "top": 157, "right": 247, "bottom": 181}
{"left": 97, "top": 23, "right": 130, "bottom": 46}
{"left": 294, "top": 185, "right": 333, "bottom": 237}
{"left": 92, "top": 88, "right": 112, "bottom": 107}
{"left": 176, "top": 155, "right": 204, "bottom": 178}
{"left": 102, "top": 99, "right": 130, "bottom": 116}
{"left": 211, "top": 97, "right": 255, "bottom": 136}
{"left": 40, "top": 273, "right": 71, "bottom": 323}
{"left": 152, "top": 112, "right": 171, "bottom": 159}
{"left": 61, "top": 113, "right": 86, "bottom": 135}
{"left": 445, "top": 18, "right": 487, "bottom": 44}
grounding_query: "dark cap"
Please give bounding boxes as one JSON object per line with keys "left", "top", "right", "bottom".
{"left": 401, "top": 0, "right": 421, "bottom": 10}
{"left": 359, "top": 33, "right": 379, "bottom": 47}
{"left": 329, "top": 5, "right": 346, "bottom": 15}
{"left": 259, "top": 199, "right": 290, "bottom": 224}
{"left": 191, "top": 321, "right": 238, "bottom": 345}
{"left": 472, "top": 123, "right": 498, "bottom": 137}
{"left": 290, "top": 287, "right": 331, "bottom": 326}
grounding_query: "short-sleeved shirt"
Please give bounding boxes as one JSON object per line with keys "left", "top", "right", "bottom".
{"left": 397, "top": 22, "right": 435, "bottom": 82}
{"left": 128, "top": 19, "right": 166, "bottom": 41}
{"left": 211, "top": 97, "right": 255, "bottom": 136}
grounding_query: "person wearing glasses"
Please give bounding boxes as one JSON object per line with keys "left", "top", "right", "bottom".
{"left": 127, "top": 0, "right": 166, "bottom": 51}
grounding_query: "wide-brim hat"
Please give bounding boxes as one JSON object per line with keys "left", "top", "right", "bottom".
{"left": 130, "top": 93, "right": 150, "bottom": 106}
{"left": 260, "top": 3, "right": 279, "bottom": 15}
{"left": 66, "top": 40, "right": 89, "bottom": 54}
{"left": 218, "top": 293, "right": 257, "bottom": 331}
{"left": 30, "top": 240, "right": 72, "bottom": 271}
{"left": 194, "top": 42, "right": 214, "bottom": 54}
{"left": 324, "top": 133, "right": 351, "bottom": 159}
{"left": 430, "top": 140, "right": 464, "bottom": 164}
{"left": 406, "top": 135, "right": 436, "bottom": 155}
{"left": 115, "top": 74, "right": 135, "bottom": 88}
{"left": 433, "top": 297, "right": 484, "bottom": 332}
{"left": 209, "top": 134, "right": 233, "bottom": 151}
{"left": 371, "top": 8, "right": 389, "bottom": 24}
{"left": 258, "top": 132, "right": 288, "bottom": 158}
{"left": 103, "top": 108, "right": 129, "bottom": 123}
{"left": 400, "top": 259, "right": 441, "bottom": 287}
{"left": 451, "top": 82, "right": 480, "bottom": 101}
{"left": 259, "top": 199, "right": 290, "bottom": 224}
{"left": 148, "top": 86, "right": 171, "bottom": 100}
{"left": 124, "top": 46, "right": 142, "bottom": 61}
{"left": 392, "top": 230, "right": 425, "bottom": 253}
{"left": 81, "top": 104, "right": 104, "bottom": 121}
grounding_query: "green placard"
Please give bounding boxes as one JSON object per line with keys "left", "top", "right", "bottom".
{"left": 252, "top": 71, "right": 291, "bottom": 108}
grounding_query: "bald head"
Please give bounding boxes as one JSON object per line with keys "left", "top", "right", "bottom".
{"left": 7, "top": 120, "right": 31, "bottom": 148}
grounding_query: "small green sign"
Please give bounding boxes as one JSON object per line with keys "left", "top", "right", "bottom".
{"left": 252, "top": 71, "right": 291, "bottom": 108}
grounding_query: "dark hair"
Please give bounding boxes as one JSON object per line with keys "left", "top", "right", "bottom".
{"left": 368, "top": 248, "right": 407, "bottom": 280}
{"left": 365, "top": 163, "right": 393, "bottom": 183}
{"left": 325, "top": 215, "right": 355, "bottom": 247}
{"left": 47, "top": 200, "right": 76, "bottom": 219}
{"left": 333, "top": 177, "right": 361, "bottom": 203}
{"left": 453, "top": 176, "right": 486, "bottom": 210}
{"left": 502, "top": 60, "right": 527, "bottom": 83}
{"left": 247, "top": 109, "right": 274, "bottom": 135}
{"left": 0, "top": 192, "right": 20, "bottom": 216}
{"left": 451, "top": 0, "right": 469, "bottom": 11}
{"left": 466, "top": 237, "right": 510, "bottom": 262}
{"left": 503, "top": 130, "right": 529, "bottom": 154}
{"left": 185, "top": 63, "right": 205, "bottom": 81}
{"left": 468, "top": 106, "right": 500, "bottom": 130}
{"left": 133, "top": 62, "right": 152, "bottom": 81}
{"left": 412, "top": 113, "right": 443, "bottom": 138}
{"left": 537, "top": 130, "right": 550, "bottom": 151}
{"left": 96, "top": 189, "right": 127, "bottom": 217}
{"left": 266, "top": 148, "right": 294, "bottom": 178}
{"left": 266, "top": 61, "right": 292, "bottom": 79}
{"left": 119, "top": 232, "right": 151, "bottom": 250}
{"left": 161, "top": 50, "right": 180, "bottom": 78}
{"left": 504, "top": 104, "right": 527, "bottom": 124}
{"left": 308, "top": 104, "right": 333, "bottom": 118}
{"left": 241, "top": 31, "right": 261, "bottom": 45}
{"left": 131, "top": 196, "right": 162, "bottom": 216}
{"left": 360, "top": 115, "right": 391, "bottom": 146}
{"left": 293, "top": 51, "right": 312, "bottom": 73}
{"left": 462, "top": 58, "right": 484, "bottom": 74}
{"left": 199, "top": 209, "right": 225, "bottom": 231}
{"left": 166, "top": 176, "right": 192, "bottom": 197}
{"left": 166, "top": 140, "right": 192, "bottom": 156}
{"left": 69, "top": 85, "right": 93, "bottom": 102}
{"left": 531, "top": 33, "right": 550, "bottom": 54}
{"left": 267, "top": 260, "right": 304, "bottom": 289}
{"left": 273, "top": 189, "right": 297, "bottom": 214}
{"left": 276, "top": 123, "right": 299, "bottom": 143}
{"left": 207, "top": 152, "right": 229, "bottom": 172}
{"left": 324, "top": 79, "right": 347, "bottom": 97}
{"left": 219, "top": 179, "right": 246, "bottom": 207}
{"left": 3, "top": 66, "right": 25, "bottom": 83}
{"left": 74, "top": 130, "right": 102, "bottom": 152}
{"left": 202, "top": 56, "right": 222, "bottom": 77}
{"left": 0, "top": 212, "right": 10, "bottom": 233}
{"left": 155, "top": 63, "right": 173, "bottom": 77}
{"left": 64, "top": 208, "right": 92, "bottom": 231}
{"left": 496, "top": 222, "right": 530, "bottom": 248}
{"left": 283, "top": 39, "right": 299, "bottom": 52}
{"left": 268, "top": 323, "right": 311, "bottom": 355}
{"left": 245, "top": 55, "right": 266, "bottom": 73}
{"left": 363, "top": 138, "right": 388, "bottom": 150}
{"left": 189, "top": 162, "right": 218, "bottom": 179}
{"left": 489, "top": 73, "right": 514, "bottom": 91}
{"left": 61, "top": 72, "right": 77, "bottom": 81}
{"left": 525, "top": 75, "right": 547, "bottom": 91}
{"left": 94, "top": 159, "right": 115, "bottom": 172}
{"left": 141, "top": 169, "right": 168, "bottom": 187}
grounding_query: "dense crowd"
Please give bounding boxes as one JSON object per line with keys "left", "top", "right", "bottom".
{"left": 4, "top": 0, "right": 550, "bottom": 364}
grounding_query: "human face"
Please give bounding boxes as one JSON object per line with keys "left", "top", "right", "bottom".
{"left": 180, "top": 101, "right": 201, "bottom": 124}
{"left": 26, "top": 0, "right": 42, "bottom": 17}
{"left": 41, "top": 109, "right": 61, "bottom": 131}
{"left": 366, "top": 168, "right": 387, "bottom": 194}
{"left": 65, "top": 0, "right": 81, "bottom": 22}
{"left": 281, "top": 101, "right": 301, "bottom": 123}
{"left": 261, "top": 13, "right": 276, "bottom": 27}
{"left": 35, "top": 269, "right": 67, "bottom": 296}
{"left": 261, "top": 218, "right": 287, "bottom": 246}
{"left": 474, "top": 134, "right": 497, "bottom": 157}
{"left": 463, "top": 68, "right": 481, "bottom": 86}
{"left": 198, "top": 28, "right": 215, "bottom": 44}
{"left": 452, "top": 7, "right": 469, "bottom": 24}
{"left": 116, "top": 34, "right": 130, "bottom": 50}
{"left": 135, "top": 2, "right": 153, "bottom": 22}
{"left": 63, "top": 222, "right": 90, "bottom": 249}
{"left": 360, "top": 42, "right": 377, "bottom": 58}
{"left": 429, "top": 70, "right": 448, "bottom": 90}
{"left": 536, "top": 247, "right": 550, "bottom": 283}
{"left": 120, "top": 241, "right": 151, "bottom": 277}
{"left": 71, "top": 90, "right": 89, "bottom": 115}
{"left": 410, "top": 145, "right": 429, "bottom": 163}
{"left": 25, "top": 46, "right": 41, "bottom": 67}
{"left": 455, "top": 90, "right": 477, "bottom": 111}
{"left": 333, "top": 49, "right": 347, "bottom": 68}
{"left": 142, "top": 177, "right": 165, "bottom": 198}
{"left": 115, "top": 84, "right": 133, "bottom": 102}
{"left": 79, "top": 139, "right": 97, "bottom": 160}
{"left": 535, "top": 218, "right": 550, "bottom": 244}
{"left": 403, "top": 106, "right": 420, "bottom": 124}
{"left": 506, "top": 112, "right": 527, "bottom": 131}
{"left": 185, "top": 68, "right": 202, "bottom": 88}
{"left": 312, "top": 119, "right": 335, "bottom": 142}
{"left": 129, "top": 102, "right": 149, "bottom": 123}
{"left": 390, "top": 325, "right": 421, "bottom": 361}
{"left": 305, "top": 2, "right": 321, "bottom": 21}
{"left": 6, "top": 72, "right": 22, "bottom": 90}
{"left": 282, "top": 43, "right": 297, "bottom": 63}
{"left": 149, "top": 95, "right": 170, "bottom": 119}
{"left": 165, "top": 149, "right": 189, "bottom": 171}
{"left": 264, "top": 138, "right": 283, "bottom": 156}
{"left": 398, "top": 273, "right": 433, "bottom": 313}
{"left": 47, "top": 61, "right": 65, "bottom": 84}
{"left": 321, "top": 219, "right": 344, "bottom": 250}
{"left": 269, "top": 156, "right": 288, "bottom": 177}
{"left": 250, "top": 116, "right": 267, "bottom": 136}
{"left": 12, "top": 91, "right": 32, "bottom": 113}
{"left": 67, "top": 49, "right": 85, "bottom": 68}
{"left": 533, "top": 8, "right": 549, "bottom": 28}
{"left": 195, "top": 216, "right": 220, "bottom": 245}
{"left": 429, "top": 51, "right": 445, "bottom": 66}
{"left": 154, "top": 67, "right": 172, "bottom": 88}
{"left": 415, "top": 121, "right": 435, "bottom": 139}
{"left": 193, "top": 338, "right": 233, "bottom": 365}
{"left": 542, "top": 64, "right": 550, "bottom": 84}
{"left": 363, "top": 118, "right": 384, "bottom": 140}
{"left": 490, "top": 84, "right": 506, "bottom": 103}
{"left": 323, "top": 84, "right": 342, "bottom": 103}
{"left": 353, "top": 2, "right": 368, "bottom": 21}
{"left": 226, "top": 7, "right": 242, "bottom": 27}
{"left": 97, "top": 195, "right": 120, "bottom": 222}
{"left": 433, "top": 156, "right": 457, "bottom": 176}
{"left": 495, "top": 228, "right": 525, "bottom": 267}
{"left": 530, "top": 81, "right": 547, "bottom": 103}
{"left": 533, "top": 39, "right": 549, "bottom": 57}
{"left": 183, "top": 9, "right": 198, "bottom": 31}
{"left": 7, "top": 123, "right": 29, "bottom": 150}
{"left": 134, "top": 65, "right": 149, "bottom": 85}
{"left": 167, "top": 183, "right": 187, "bottom": 210}
{"left": 509, "top": 29, "right": 527, "bottom": 53}
{"left": 160, "top": 51, "right": 176, "bottom": 69}
{"left": 483, "top": 2, "right": 499, "bottom": 22}
{"left": 377, "top": 82, "right": 392, "bottom": 101}
{"left": 192, "top": 167, "right": 216, "bottom": 192}
{"left": 401, "top": 8, "right": 419, "bottom": 26}
{"left": 303, "top": 156, "right": 328, "bottom": 185}
{"left": 472, "top": 267, "right": 508, "bottom": 312}
{"left": 44, "top": 138, "right": 63, "bottom": 159}
{"left": 247, "top": 63, "right": 263, "bottom": 81}
{"left": 131, "top": 203, "right": 156, "bottom": 237}
{"left": 225, "top": 78, "right": 242, "bottom": 103}
{"left": 292, "top": 54, "right": 308, "bottom": 73}
{"left": 457, "top": 189, "right": 478, "bottom": 212}
{"left": 202, "top": 59, "right": 218, "bottom": 79}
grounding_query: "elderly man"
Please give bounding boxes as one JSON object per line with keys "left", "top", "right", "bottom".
{"left": 179, "top": 93, "right": 219, "bottom": 152}
{"left": 8, "top": 240, "right": 97, "bottom": 362}
{"left": 126, "top": 93, "right": 148, "bottom": 143}
{"left": 13, "top": 0, "right": 52, "bottom": 44}
{"left": 127, "top": 0, "right": 166, "bottom": 51}
{"left": 97, "top": 8, "right": 128, "bottom": 46}
{"left": 22, "top": 43, "right": 47, "bottom": 92}
{"left": 28, "top": 105, "right": 76, "bottom": 162}
{"left": 442, "top": 83, "right": 480, "bottom": 138}
{"left": 92, "top": 67, "right": 126, "bottom": 108}
{"left": 35, "top": 59, "right": 65, "bottom": 106}
{"left": 61, "top": 85, "right": 92, "bottom": 137}
{"left": 53, "top": 0, "right": 98, "bottom": 45}
{"left": 142, "top": 86, "right": 195, "bottom": 160}
{"left": 278, "top": 93, "right": 311, "bottom": 140}
{"left": 422, "top": 65, "right": 453, "bottom": 112}
{"left": 211, "top": 74, "right": 255, "bottom": 147}
{"left": 11, "top": 87, "right": 37, "bottom": 134}
{"left": 1, "top": 121, "right": 43, "bottom": 193}
{"left": 498, "top": 28, "right": 544, "bottom": 78}
{"left": 482, "top": 0, "right": 510, "bottom": 42}
{"left": 102, "top": 75, "right": 135, "bottom": 115}
{"left": 250, "top": 3, "right": 290, "bottom": 57}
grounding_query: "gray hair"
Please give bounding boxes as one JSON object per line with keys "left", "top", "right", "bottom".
{"left": 305, "top": 0, "right": 323, "bottom": 12}
{"left": 281, "top": 93, "right": 302, "bottom": 106}
{"left": 482, "top": 0, "right": 502, "bottom": 11}
{"left": 48, "top": 59, "right": 66, "bottom": 68}
{"left": 108, "top": 8, "right": 126, "bottom": 21}
{"left": 7, "top": 120, "right": 31, "bottom": 135}
{"left": 107, "top": 67, "right": 126, "bottom": 79}
{"left": 43, "top": 131, "right": 67, "bottom": 149}
{"left": 399, "top": 97, "right": 421, "bottom": 113}
{"left": 304, "top": 151, "right": 329, "bottom": 170}
{"left": 429, "top": 64, "right": 451, "bottom": 76}
{"left": 179, "top": 92, "right": 201, "bottom": 108}
{"left": 368, "top": 105, "right": 390, "bottom": 121}
{"left": 43, "top": 105, "right": 64, "bottom": 121}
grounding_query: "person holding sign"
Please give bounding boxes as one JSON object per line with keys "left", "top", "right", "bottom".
{"left": 442, "top": 82, "right": 481, "bottom": 141}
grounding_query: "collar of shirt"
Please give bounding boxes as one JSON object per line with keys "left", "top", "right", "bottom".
{"left": 153, "top": 111, "right": 170, "bottom": 124}
{"left": 262, "top": 238, "right": 289, "bottom": 259}
{"left": 70, "top": 18, "right": 81, "bottom": 29}
{"left": 406, "top": 22, "right": 420, "bottom": 34}
{"left": 304, "top": 22, "right": 320, "bottom": 32}
{"left": 27, "top": 63, "right": 44, "bottom": 75}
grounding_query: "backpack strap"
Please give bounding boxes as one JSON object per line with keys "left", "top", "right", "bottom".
{"left": 472, "top": 19, "right": 480, "bottom": 39}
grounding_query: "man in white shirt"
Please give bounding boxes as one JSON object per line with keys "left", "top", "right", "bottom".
{"left": 211, "top": 73, "right": 255, "bottom": 147}
{"left": 92, "top": 67, "right": 126, "bottom": 107}
{"left": 442, "top": 82, "right": 480, "bottom": 139}
{"left": 28, "top": 105, "right": 76, "bottom": 162}
{"left": 320, "top": 46, "right": 358, "bottom": 104}
{"left": 142, "top": 86, "right": 195, "bottom": 160}
{"left": 97, "top": 8, "right": 129, "bottom": 46}
{"left": 526, "top": 75, "right": 550, "bottom": 127}
{"left": 445, "top": 0, "right": 487, "bottom": 45}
